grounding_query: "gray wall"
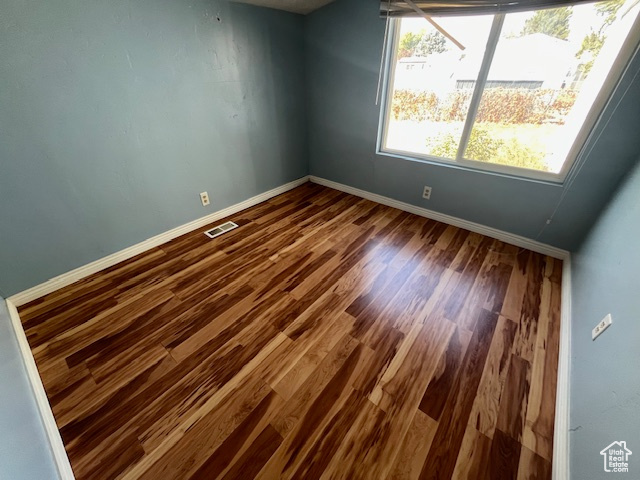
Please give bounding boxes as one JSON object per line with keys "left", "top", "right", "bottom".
{"left": 0, "top": 0, "right": 307, "bottom": 296}
{"left": 569, "top": 158, "right": 640, "bottom": 479}
{"left": 305, "top": 0, "right": 640, "bottom": 251}
{"left": 0, "top": 300, "right": 58, "bottom": 479}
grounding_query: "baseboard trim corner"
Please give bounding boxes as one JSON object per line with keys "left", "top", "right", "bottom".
{"left": 5, "top": 299, "right": 76, "bottom": 480}
{"left": 309, "top": 176, "right": 570, "bottom": 260}
{"left": 8, "top": 176, "right": 310, "bottom": 307}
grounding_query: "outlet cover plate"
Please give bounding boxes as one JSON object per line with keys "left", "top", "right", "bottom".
{"left": 592, "top": 313, "right": 612, "bottom": 340}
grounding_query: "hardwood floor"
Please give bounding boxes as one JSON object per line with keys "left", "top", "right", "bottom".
{"left": 19, "top": 182, "right": 561, "bottom": 480}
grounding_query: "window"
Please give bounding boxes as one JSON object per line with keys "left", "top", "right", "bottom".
{"left": 379, "top": 1, "right": 640, "bottom": 182}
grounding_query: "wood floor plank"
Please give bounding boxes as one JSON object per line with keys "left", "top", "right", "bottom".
{"left": 388, "top": 409, "right": 438, "bottom": 480}
{"left": 418, "top": 309, "right": 500, "bottom": 480}
{"left": 453, "top": 248, "right": 512, "bottom": 331}
{"left": 287, "top": 389, "right": 370, "bottom": 480}
{"left": 419, "top": 325, "right": 471, "bottom": 421}
{"left": 59, "top": 353, "right": 179, "bottom": 459}
{"left": 368, "top": 266, "right": 459, "bottom": 408}
{"left": 517, "top": 444, "right": 552, "bottom": 480}
{"left": 65, "top": 294, "right": 184, "bottom": 369}
{"left": 187, "top": 390, "right": 285, "bottom": 480}
{"left": 487, "top": 428, "right": 523, "bottom": 479}
{"left": 166, "top": 288, "right": 288, "bottom": 362}
{"left": 449, "top": 232, "right": 483, "bottom": 273}
{"left": 18, "top": 183, "right": 561, "bottom": 480}
{"left": 320, "top": 317, "right": 455, "bottom": 479}
{"left": 451, "top": 426, "right": 492, "bottom": 480}
{"left": 496, "top": 354, "right": 532, "bottom": 443}
{"left": 522, "top": 257, "right": 561, "bottom": 461}
{"left": 511, "top": 252, "right": 544, "bottom": 362}
{"left": 32, "top": 288, "right": 176, "bottom": 362}
{"left": 220, "top": 425, "right": 284, "bottom": 480}
{"left": 441, "top": 236, "right": 493, "bottom": 322}
{"left": 138, "top": 325, "right": 283, "bottom": 453}
{"left": 273, "top": 312, "right": 355, "bottom": 401}
{"left": 129, "top": 377, "right": 275, "bottom": 479}
{"left": 19, "top": 276, "right": 116, "bottom": 324}
{"left": 257, "top": 340, "right": 368, "bottom": 479}
{"left": 269, "top": 333, "right": 360, "bottom": 439}
{"left": 501, "top": 250, "right": 530, "bottom": 321}
{"left": 349, "top": 243, "right": 432, "bottom": 343}
{"left": 37, "top": 358, "right": 92, "bottom": 398}
{"left": 467, "top": 315, "right": 518, "bottom": 438}
{"left": 315, "top": 397, "right": 387, "bottom": 480}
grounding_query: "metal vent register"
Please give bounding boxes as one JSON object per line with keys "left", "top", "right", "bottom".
{"left": 203, "top": 221, "right": 239, "bottom": 239}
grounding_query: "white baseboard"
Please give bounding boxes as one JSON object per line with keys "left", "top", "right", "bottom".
{"left": 309, "top": 176, "right": 570, "bottom": 260}
{"left": 553, "top": 257, "right": 572, "bottom": 480}
{"left": 5, "top": 299, "right": 75, "bottom": 480}
{"left": 8, "top": 176, "right": 310, "bottom": 307}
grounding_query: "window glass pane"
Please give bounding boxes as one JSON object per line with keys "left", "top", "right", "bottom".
{"left": 384, "top": 16, "right": 494, "bottom": 159}
{"left": 464, "top": 1, "right": 640, "bottom": 173}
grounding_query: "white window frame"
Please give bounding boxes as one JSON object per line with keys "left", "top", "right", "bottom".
{"left": 377, "top": 12, "right": 640, "bottom": 184}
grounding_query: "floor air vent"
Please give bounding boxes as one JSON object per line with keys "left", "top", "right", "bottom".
{"left": 204, "top": 221, "right": 239, "bottom": 239}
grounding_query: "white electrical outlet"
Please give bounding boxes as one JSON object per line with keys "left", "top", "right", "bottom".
{"left": 423, "top": 186, "right": 432, "bottom": 200}
{"left": 592, "top": 313, "right": 612, "bottom": 340}
{"left": 200, "top": 192, "right": 210, "bottom": 206}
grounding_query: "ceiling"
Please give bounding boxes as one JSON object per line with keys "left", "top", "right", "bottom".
{"left": 233, "top": 0, "right": 337, "bottom": 15}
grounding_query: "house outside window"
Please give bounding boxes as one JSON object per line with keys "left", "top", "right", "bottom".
{"left": 379, "top": 0, "right": 640, "bottom": 182}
